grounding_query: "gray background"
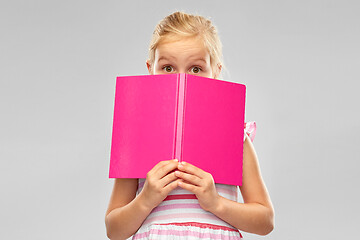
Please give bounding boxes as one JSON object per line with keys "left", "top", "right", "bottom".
{"left": 1, "top": 0, "right": 359, "bottom": 239}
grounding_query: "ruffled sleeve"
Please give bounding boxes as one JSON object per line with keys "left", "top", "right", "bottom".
{"left": 244, "top": 121, "right": 256, "bottom": 142}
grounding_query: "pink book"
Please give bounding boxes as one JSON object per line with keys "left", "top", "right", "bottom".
{"left": 109, "top": 73, "right": 246, "bottom": 186}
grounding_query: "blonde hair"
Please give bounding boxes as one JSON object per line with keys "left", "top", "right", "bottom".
{"left": 148, "top": 11, "right": 223, "bottom": 70}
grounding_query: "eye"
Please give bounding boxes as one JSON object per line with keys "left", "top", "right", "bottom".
{"left": 163, "top": 65, "right": 174, "bottom": 73}
{"left": 190, "top": 66, "right": 201, "bottom": 74}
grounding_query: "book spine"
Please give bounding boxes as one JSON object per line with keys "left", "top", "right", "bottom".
{"left": 174, "top": 73, "right": 186, "bottom": 162}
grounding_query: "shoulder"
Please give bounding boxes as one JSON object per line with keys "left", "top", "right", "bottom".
{"left": 241, "top": 134, "right": 260, "bottom": 188}
{"left": 243, "top": 134, "right": 258, "bottom": 161}
{"left": 242, "top": 121, "right": 258, "bottom": 173}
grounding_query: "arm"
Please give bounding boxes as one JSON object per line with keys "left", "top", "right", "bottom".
{"left": 105, "top": 159, "right": 182, "bottom": 240}
{"left": 105, "top": 178, "right": 149, "bottom": 240}
{"left": 175, "top": 134, "right": 275, "bottom": 235}
{"left": 212, "top": 133, "right": 274, "bottom": 235}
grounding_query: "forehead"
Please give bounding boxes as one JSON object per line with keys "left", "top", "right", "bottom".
{"left": 155, "top": 37, "right": 210, "bottom": 61}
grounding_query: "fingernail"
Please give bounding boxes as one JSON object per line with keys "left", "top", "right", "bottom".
{"left": 174, "top": 159, "right": 178, "bottom": 162}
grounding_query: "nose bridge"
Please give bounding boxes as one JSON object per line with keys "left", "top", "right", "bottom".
{"left": 178, "top": 68, "right": 186, "bottom": 74}
{"left": 176, "top": 59, "right": 188, "bottom": 73}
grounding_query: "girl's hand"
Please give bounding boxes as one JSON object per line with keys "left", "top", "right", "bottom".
{"left": 139, "top": 159, "right": 182, "bottom": 211}
{"left": 175, "top": 162, "right": 221, "bottom": 212}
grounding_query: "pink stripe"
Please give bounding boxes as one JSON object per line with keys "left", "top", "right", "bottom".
{"left": 143, "top": 212, "right": 222, "bottom": 226}
{"left": 133, "top": 228, "right": 242, "bottom": 240}
{"left": 151, "top": 203, "right": 201, "bottom": 213}
{"left": 157, "top": 222, "right": 238, "bottom": 232}
{"left": 164, "top": 194, "right": 197, "bottom": 201}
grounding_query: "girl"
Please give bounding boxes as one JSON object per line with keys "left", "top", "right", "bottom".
{"left": 105, "top": 11, "right": 274, "bottom": 239}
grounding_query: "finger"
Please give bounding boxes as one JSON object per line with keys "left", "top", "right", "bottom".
{"left": 159, "top": 171, "right": 178, "bottom": 187}
{"left": 177, "top": 180, "right": 199, "bottom": 194}
{"left": 175, "top": 171, "right": 202, "bottom": 186}
{"left": 163, "top": 178, "right": 183, "bottom": 195}
{"left": 177, "top": 161, "right": 207, "bottom": 179}
{"left": 154, "top": 159, "right": 179, "bottom": 178}
{"left": 148, "top": 159, "right": 178, "bottom": 176}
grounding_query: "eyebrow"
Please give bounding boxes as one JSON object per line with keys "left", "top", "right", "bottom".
{"left": 186, "top": 54, "right": 208, "bottom": 64}
{"left": 157, "top": 56, "right": 176, "bottom": 62}
{"left": 157, "top": 56, "right": 207, "bottom": 64}
{"left": 190, "top": 58, "right": 207, "bottom": 64}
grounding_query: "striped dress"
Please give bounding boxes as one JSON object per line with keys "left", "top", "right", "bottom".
{"left": 129, "top": 121, "right": 256, "bottom": 240}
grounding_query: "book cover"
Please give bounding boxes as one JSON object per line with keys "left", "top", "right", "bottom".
{"left": 109, "top": 73, "right": 246, "bottom": 186}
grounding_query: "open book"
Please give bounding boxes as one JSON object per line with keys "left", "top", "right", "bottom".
{"left": 109, "top": 73, "right": 246, "bottom": 186}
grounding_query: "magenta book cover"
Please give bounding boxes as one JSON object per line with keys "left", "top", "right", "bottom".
{"left": 109, "top": 73, "right": 246, "bottom": 186}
